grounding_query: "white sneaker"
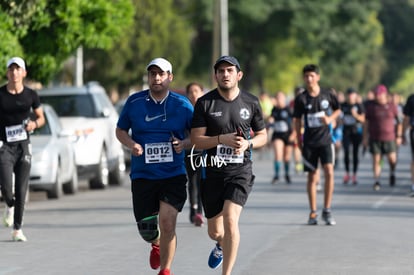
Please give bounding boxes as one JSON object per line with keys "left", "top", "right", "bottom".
{"left": 3, "top": 206, "right": 14, "bottom": 227}
{"left": 12, "top": 229, "right": 27, "bottom": 242}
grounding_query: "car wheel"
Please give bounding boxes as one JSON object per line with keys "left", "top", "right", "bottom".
{"left": 47, "top": 162, "right": 63, "bottom": 199}
{"left": 63, "top": 165, "right": 78, "bottom": 195}
{"left": 89, "top": 149, "right": 109, "bottom": 189}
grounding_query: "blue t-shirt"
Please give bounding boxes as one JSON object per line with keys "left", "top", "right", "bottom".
{"left": 117, "top": 90, "right": 193, "bottom": 180}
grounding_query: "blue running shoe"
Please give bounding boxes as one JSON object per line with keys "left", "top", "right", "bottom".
{"left": 208, "top": 243, "right": 223, "bottom": 269}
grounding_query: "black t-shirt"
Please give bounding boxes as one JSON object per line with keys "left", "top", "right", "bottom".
{"left": 403, "top": 94, "right": 414, "bottom": 127}
{"left": 0, "top": 85, "right": 41, "bottom": 143}
{"left": 191, "top": 89, "right": 265, "bottom": 172}
{"left": 270, "top": 106, "right": 293, "bottom": 134}
{"left": 293, "top": 89, "right": 339, "bottom": 146}
{"left": 341, "top": 102, "right": 365, "bottom": 134}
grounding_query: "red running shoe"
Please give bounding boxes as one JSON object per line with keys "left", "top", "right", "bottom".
{"left": 158, "top": 269, "right": 172, "bottom": 275}
{"left": 193, "top": 213, "right": 204, "bottom": 227}
{"left": 150, "top": 243, "right": 160, "bottom": 270}
{"left": 343, "top": 174, "right": 350, "bottom": 184}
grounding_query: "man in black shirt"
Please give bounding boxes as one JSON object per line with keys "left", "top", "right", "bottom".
{"left": 402, "top": 93, "right": 414, "bottom": 196}
{"left": 0, "top": 57, "right": 45, "bottom": 241}
{"left": 293, "top": 64, "right": 340, "bottom": 225}
{"left": 191, "top": 56, "right": 267, "bottom": 274}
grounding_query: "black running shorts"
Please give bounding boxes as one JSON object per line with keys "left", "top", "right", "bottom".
{"left": 131, "top": 175, "right": 187, "bottom": 221}
{"left": 201, "top": 164, "right": 255, "bottom": 219}
{"left": 302, "top": 143, "right": 334, "bottom": 172}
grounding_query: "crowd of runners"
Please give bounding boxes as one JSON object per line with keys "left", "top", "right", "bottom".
{"left": 259, "top": 82, "right": 414, "bottom": 197}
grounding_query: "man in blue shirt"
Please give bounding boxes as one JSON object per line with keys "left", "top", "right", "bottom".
{"left": 116, "top": 58, "right": 193, "bottom": 275}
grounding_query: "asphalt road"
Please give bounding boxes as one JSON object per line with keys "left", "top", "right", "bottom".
{"left": 1, "top": 144, "right": 414, "bottom": 275}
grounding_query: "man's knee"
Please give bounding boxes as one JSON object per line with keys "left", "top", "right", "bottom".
{"left": 137, "top": 215, "right": 160, "bottom": 243}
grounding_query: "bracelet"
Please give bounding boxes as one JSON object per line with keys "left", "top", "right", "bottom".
{"left": 217, "top": 135, "right": 220, "bottom": 144}
{"left": 34, "top": 120, "right": 38, "bottom": 128}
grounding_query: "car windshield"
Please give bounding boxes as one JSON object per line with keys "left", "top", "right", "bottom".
{"left": 40, "top": 94, "right": 96, "bottom": 117}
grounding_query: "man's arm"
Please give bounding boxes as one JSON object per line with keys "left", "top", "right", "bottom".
{"left": 190, "top": 127, "right": 220, "bottom": 150}
{"left": 294, "top": 117, "right": 303, "bottom": 150}
{"left": 402, "top": 116, "right": 410, "bottom": 144}
{"left": 322, "top": 109, "right": 341, "bottom": 125}
{"left": 250, "top": 128, "right": 267, "bottom": 149}
{"left": 116, "top": 127, "right": 143, "bottom": 157}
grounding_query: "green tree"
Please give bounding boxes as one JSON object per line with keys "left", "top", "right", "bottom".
{"left": 0, "top": 0, "right": 134, "bottom": 84}
{"left": 379, "top": 0, "right": 414, "bottom": 96}
{"left": 187, "top": 0, "right": 384, "bottom": 96}
{"left": 84, "top": 0, "right": 193, "bottom": 96}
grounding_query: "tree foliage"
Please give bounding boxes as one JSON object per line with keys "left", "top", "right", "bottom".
{"left": 84, "top": 0, "right": 193, "bottom": 95}
{"left": 2, "top": 0, "right": 414, "bottom": 99}
{"left": 0, "top": 0, "right": 134, "bottom": 84}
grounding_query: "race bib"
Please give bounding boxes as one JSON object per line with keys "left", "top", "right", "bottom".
{"left": 273, "top": 121, "right": 288, "bottom": 133}
{"left": 216, "top": 144, "right": 243, "bottom": 164}
{"left": 343, "top": 114, "right": 356, "bottom": 125}
{"left": 307, "top": 111, "right": 325, "bottom": 128}
{"left": 5, "top": 124, "right": 28, "bottom": 142}
{"left": 145, "top": 142, "right": 173, "bottom": 164}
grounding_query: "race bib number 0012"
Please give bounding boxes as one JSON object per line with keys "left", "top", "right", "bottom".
{"left": 145, "top": 142, "right": 173, "bottom": 164}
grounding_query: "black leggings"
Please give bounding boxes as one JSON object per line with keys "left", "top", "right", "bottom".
{"left": 0, "top": 141, "right": 31, "bottom": 230}
{"left": 185, "top": 152, "right": 203, "bottom": 214}
{"left": 342, "top": 132, "right": 362, "bottom": 174}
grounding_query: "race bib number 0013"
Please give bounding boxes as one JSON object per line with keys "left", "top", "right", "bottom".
{"left": 216, "top": 144, "right": 244, "bottom": 164}
{"left": 145, "top": 142, "right": 173, "bottom": 164}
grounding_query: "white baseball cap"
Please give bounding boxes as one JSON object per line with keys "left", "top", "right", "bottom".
{"left": 7, "top": 57, "right": 26, "bottom": 70}
{"left": 146, "top": 58, "right": 172, "bottom": 73}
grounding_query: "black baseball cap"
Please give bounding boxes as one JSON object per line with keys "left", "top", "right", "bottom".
{"left": 214, "top": 56, "right": 241, "bottom": 71}
{"left": 346, "top": 87, "right": 357, "bottom": 94}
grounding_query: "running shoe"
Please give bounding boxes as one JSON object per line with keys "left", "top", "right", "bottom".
{"left": 322, "top": 210, "right": 336, "bottom": 226}
{"left": 271, "top": 176, "right": 279, "bottom": 185}
{"left": 373, "top": 181, "right": 381, "bottom": 191}
{"left": 158, "top": 269, "right": 172, "bottom": 275}
{"left": 208, "top": 243, "right": 223, "bottom": 269}
{"left": 389, "top": 174, "right": 396, "bottom": 187}
{"left": 307, "top": 211, "right": 318, "bottom": 225}
{"left": 295, "top": 163, "right": 303, "bottom": 174}
{"left": 3, "top": 206, "right": 14, "bottom": 227}
{"left": 285, "top": 175, "right": 291, "bottom": 184}
{"left": 193, "top": 213, "right": 204, "bottom": 227}
{"left": 12, "top": 229, "right": 27, "bottom": 242}
{"left": 352, "top": 175, "right": 358, "bottom": 185}
{"left": 316, "top": 183, "right": 323, "bottom": 192}
{"left": 150, "top": 243, "right": 160, "bottom": 270}
{"left": 343, "top": 174, "right": 350, "bottom": 185}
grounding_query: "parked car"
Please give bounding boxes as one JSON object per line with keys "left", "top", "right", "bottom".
{"left": 39, "top": 82, "right": 126, "bottom": 189}
{"left": 29, "top": 104, "right": 78, "bottom": 199}
{"left": 114, "top": 98, "right": 131, "bottom": 165}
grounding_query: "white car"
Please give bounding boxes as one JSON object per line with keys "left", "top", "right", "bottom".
{"left": 39, "top": 82, "right": 126, "bottom": 189}
{"left": 30, "top": 104, "right": 78, "bottom": 199}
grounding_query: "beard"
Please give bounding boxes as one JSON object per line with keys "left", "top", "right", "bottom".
{"left": 218, "top": 81, "right": 233, "bottom": 92}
